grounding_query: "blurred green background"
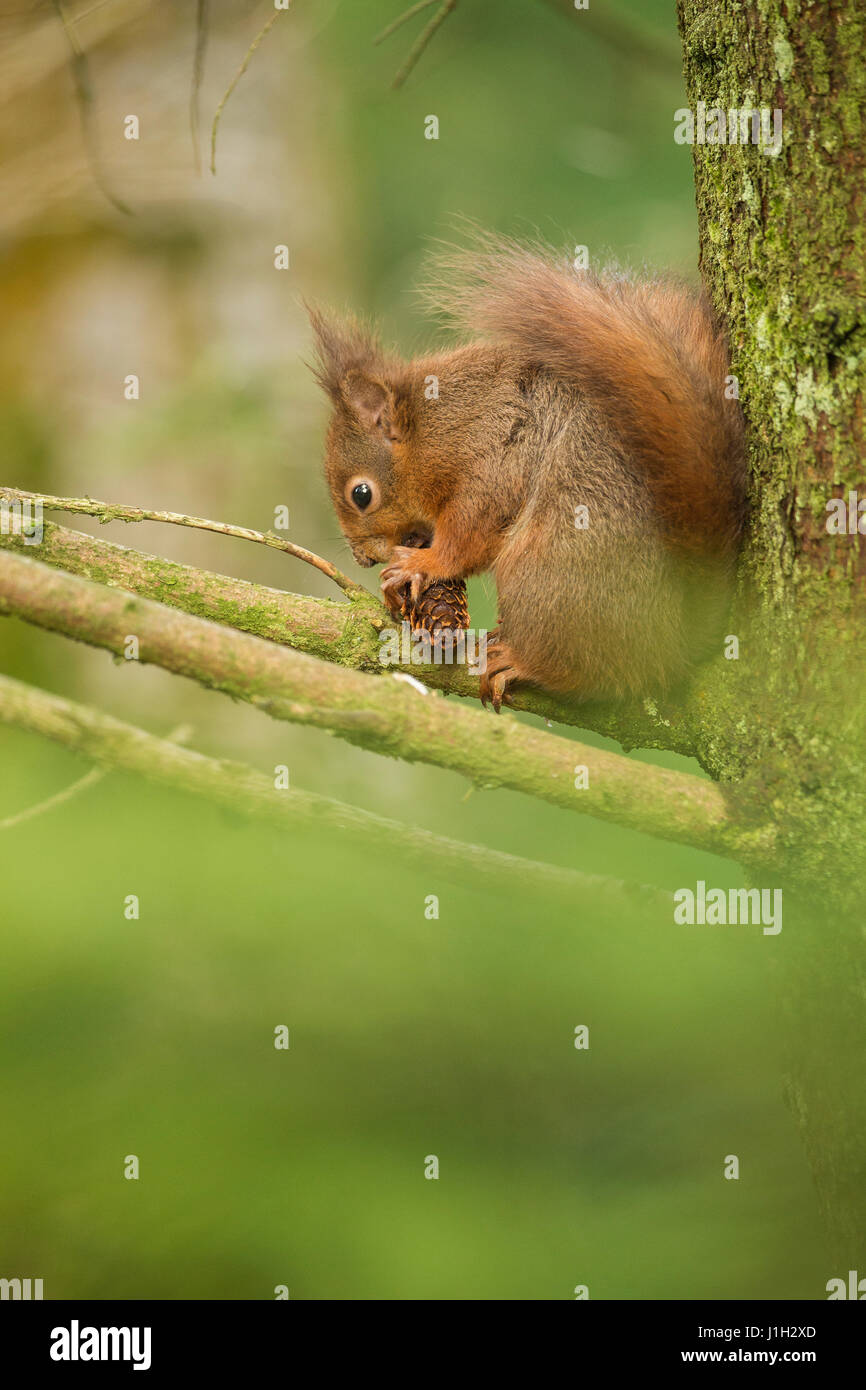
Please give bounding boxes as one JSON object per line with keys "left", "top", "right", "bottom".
{"left": 0, "top": 0, "right": 826, "bottom": 1298}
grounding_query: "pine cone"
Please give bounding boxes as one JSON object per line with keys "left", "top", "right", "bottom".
{"left": 400, "top": 578, "right": 469, "bottom": 638}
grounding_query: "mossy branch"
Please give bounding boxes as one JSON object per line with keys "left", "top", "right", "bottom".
{"left": 0, "top": 548, "right": 762, "bottom": 860}
{"left": 0, "top": 514, "right": 711, "bottom": 761}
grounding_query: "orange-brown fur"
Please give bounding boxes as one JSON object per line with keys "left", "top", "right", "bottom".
{"left": 308, "top": 237, "right": 746, "bottom": 707}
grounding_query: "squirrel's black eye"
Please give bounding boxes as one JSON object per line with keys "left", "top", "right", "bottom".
{"left": 351, "top": 483, "right": 373, "bottom": 510}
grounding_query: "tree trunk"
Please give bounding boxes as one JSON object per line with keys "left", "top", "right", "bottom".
{"left": 678, "top": 0, "right": 866, "bottom": 1267}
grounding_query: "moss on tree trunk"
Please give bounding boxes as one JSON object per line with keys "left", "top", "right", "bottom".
{"left": 678, "top": 0, "right": 866, "bottom": 1267}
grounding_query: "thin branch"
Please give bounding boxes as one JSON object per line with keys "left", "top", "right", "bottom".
{"left": 0, "top": 716, "right": 191, "bottom": 828}
{"left": 374, "top": 0, "right": 438, "bottom": 45}
{"left": 0, "top": 675, "right": 669, "bottom": 916}
{"left": 51, "top": 0, "right": 132, "bottom": 215}
{"left": 190, "top": 0, "right": 209, "bottom": 175}
{"left": 0, "top": 765, "right": 106, "bottom": 830}
{"left": 391, "top": 0, "right": 458, "bottom": 89}
{"left": 0, "top": 548, "right": 759, "bottom": 860}
{"left": 211, "top": 6, "right": 287, "bottom": 176}
{"left": 0, "top": 487, "right": 365, "bottom": 599}
{"left": 0, "top": 516, "right": 706, "bottom": 757}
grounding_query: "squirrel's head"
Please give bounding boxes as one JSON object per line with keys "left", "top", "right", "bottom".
{"left": 307, "top": 307, "right": 430, "bottom": 568}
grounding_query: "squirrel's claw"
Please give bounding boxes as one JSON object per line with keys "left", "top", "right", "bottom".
{"left": 381, "top": 547, "right": 433, "bottom": 606}
{"left": 382, "top": 584, "right": 406, "bottom": 621}
{"left": 480, "top": 636, "right": 524, "bottom": 712}
{"left": 480, "top": 674, "right": 514, "bottom": 713}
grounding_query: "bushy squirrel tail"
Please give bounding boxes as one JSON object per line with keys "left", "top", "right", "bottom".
{"left": 424, "top": 236, "right": 747, "bottom": 557}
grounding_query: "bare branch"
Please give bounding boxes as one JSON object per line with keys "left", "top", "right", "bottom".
{"left": 190, "top": 0, "right": 210, "bottom": 175}
{"left": 0, "top": 765, "right": 106, "bottom": 830}
{"left": 391, "top": 0, "right": 458, "bottom": 89}
{"left": 0, "top": 486, "right": 365, "bottom": 599}
{"left": 211, "top": 6, "right": 287, "bottom": 175}
{"left": 374, "top": 1, "right": 438, "bottom": 46}
{"left": 51, "top": 0, "right": 132, "bottom": 215}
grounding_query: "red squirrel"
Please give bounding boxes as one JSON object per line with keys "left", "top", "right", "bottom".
{"left": 309, "top": 237, "right": 746, "bottom": 709}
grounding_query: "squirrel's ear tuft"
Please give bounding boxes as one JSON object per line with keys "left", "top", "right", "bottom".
{"left": 343, "top": 370, "right": 391, "bottom": 430}
{"left": 305, "top": 302, "right": 383, "bottom": 403}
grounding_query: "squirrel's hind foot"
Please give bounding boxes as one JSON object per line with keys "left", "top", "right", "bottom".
{"left": 479, "top": 635, "right": 530, "bottom": 713}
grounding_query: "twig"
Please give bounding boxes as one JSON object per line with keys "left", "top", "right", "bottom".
{"left": 210, "top": 6, "right": 287, "bottom": 175}
{"left": 190, "top": 0, "right": 209, "bottom": 175}
{"left": 0, "top": 674, "right": 670, "bottom": 915}
{"left": 0, "top": 765, "right": 106, "bottom": 830}
{"left": 51, "top": 0, "right": 132, "bottom": 215}
{"left": 0, "top": 548, "right": 758, "bottom": 860}
{"left": 391, "top": 0, "right": 458, "bottom": 89}
{"left": 0, "top": 487, "right": 366, "bottom": 599}
{"left": 0, "top": 719, "right": 191, "bottom": 829}
{"left": 374, "top": 0, "right": 438, "bottom": 45}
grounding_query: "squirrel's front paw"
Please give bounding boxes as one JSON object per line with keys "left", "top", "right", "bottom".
{"left": 382, "top": 583, "right": 407, "bottom": 621}
{"left": 381, "top": 547, "right": 433, "bottom": 605}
